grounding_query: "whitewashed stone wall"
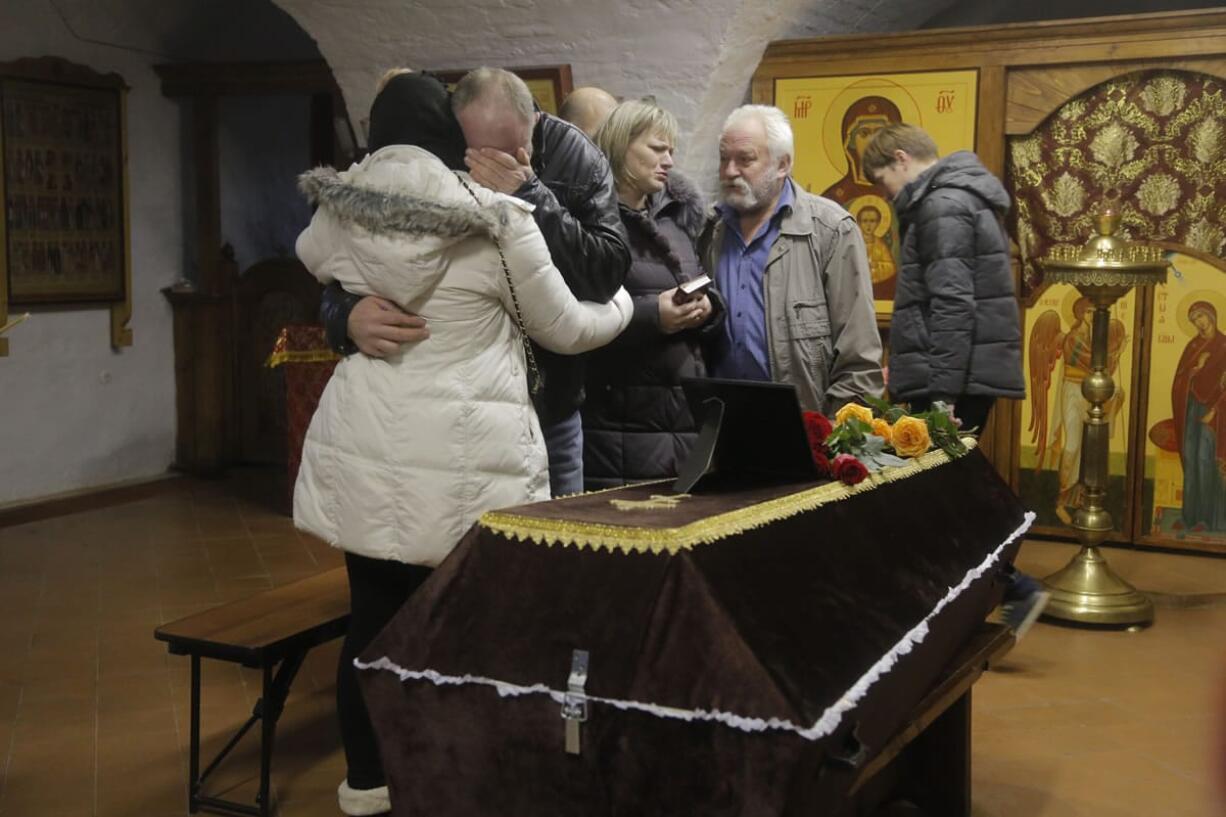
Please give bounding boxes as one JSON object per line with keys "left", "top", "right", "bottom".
{"left": 0, "top": 0, "right": 318, "bottom": 505}
{"left": 273, "top": 0, "right": 961, "bottom": 193}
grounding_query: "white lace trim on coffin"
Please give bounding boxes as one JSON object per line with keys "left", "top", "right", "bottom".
{"left": 355, "top": 511, "right": 1035, "bottom": 741}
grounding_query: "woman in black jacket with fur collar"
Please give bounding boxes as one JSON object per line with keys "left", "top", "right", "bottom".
{"left": 581, "top": 100, "right": 724, "bottom": 490}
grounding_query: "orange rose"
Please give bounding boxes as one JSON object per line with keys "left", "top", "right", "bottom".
{"left": 891, "top": 416, "right": 931, "bottom": 457}
{"left": 834, "top": 403, "right": 874, "bottom": 427}
{"left": 871, "top": 417, "right": 893, "bottom": 444}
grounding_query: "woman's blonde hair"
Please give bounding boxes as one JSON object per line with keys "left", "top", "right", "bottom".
{"left": 595, "top": 99, "right": 679, "bottom": 194}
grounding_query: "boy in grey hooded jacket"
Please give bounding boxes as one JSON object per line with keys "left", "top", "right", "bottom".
{"left": 864, "top": 124, "right": 1046, "bottom": 638}
{"left": 863, "top": 124, "right": 1025, "bottom": 426}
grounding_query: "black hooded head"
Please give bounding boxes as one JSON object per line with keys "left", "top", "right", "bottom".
{"left": 366, "top": 72, "right": 467, "bottom": 171}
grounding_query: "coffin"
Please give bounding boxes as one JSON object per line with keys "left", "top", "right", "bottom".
{"left": 358, "top": 442, "right": 1033, "bottom": 817}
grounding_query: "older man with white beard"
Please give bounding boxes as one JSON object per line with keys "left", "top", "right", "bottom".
{"left": 698, "top": 104, "right": 883, "bottom": 414}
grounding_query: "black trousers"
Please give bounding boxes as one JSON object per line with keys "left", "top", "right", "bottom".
{"left": 339, "top": 551, "right": 433, "bottom": 790}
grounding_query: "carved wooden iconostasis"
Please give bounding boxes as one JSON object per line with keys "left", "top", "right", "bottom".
{"left": 754, "top": 9, "right": 1226, "bottom": 554}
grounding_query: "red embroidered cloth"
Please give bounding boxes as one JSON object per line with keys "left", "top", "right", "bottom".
{"left": 267, "top": 325, "right": 339, "bottom": 502}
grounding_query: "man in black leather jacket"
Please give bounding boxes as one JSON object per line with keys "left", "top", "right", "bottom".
{"left": 320, "top": 67, "right": 630, "bottom": 495}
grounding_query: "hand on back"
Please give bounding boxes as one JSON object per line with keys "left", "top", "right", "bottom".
{"left": 348, "top": 296, "right": 429, "bottom": 357}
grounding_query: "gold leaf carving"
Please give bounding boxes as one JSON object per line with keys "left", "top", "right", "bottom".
{"left": 1089, "top": 122, "right": 1139, "bottom": 168}
{"left": 1137, "top": 173, "right": 1182, "bottom": 216}
{"left": 1184, "top": 219, "right": 1225, "bottom": 255}
{"left": 1009, "top": 70, "right": 1225, "bottom": 297}
{"left": 1011, "top": 137, "right": 1042, "bottom": 170}
{"left": 1043, "top": 173, "right": 1087, "bottom": 218}
{"left": 1059, "top": 99, "right": 1088, "bottom": 121}
{"left": 1188, "top": 117, "right": 1222, "bottom": 165}
{"left": 1140, "top": 75, "right": 1187, "bottom": 117}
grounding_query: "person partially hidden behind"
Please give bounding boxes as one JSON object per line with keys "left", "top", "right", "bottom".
{"left": 319, "top": 67, "right": 630, "bottom": 496}
{"left": 558, "top": 85, "right": 619, "bottom": 140}
{"left": 293, "top": 71, "right": 632, "bottom": 817}
{"left": 862, "top": 122, "right": 1048, "bottom": 638}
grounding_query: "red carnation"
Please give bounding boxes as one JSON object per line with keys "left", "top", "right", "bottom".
{"left": 802, "top": 411, "right": 833, "bottom": 448}
{"left": 832, "top": 453, "right": 869, "bottom": 486}
{"left": 811, "top": 447, "right": 832, "bottom": 477}
{"left": 802, "top": 411, "right": 834, "bottom": 476}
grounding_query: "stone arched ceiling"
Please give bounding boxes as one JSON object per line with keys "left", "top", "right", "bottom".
{"left": 51, "top": 0, "right": 961, "bottom": 185}
{"left": 272, "top": 0, "right": 959, "bottom": 185}
{"left": 48, "top": 0, "right": 320, "bottom": 61}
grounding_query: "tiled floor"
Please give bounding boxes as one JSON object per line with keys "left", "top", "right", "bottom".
{"left": 0, "top": 476, "right": 1223, "bottom": 816}
{"left": 975, "top": 540, "right": 1226, "bottom": 817}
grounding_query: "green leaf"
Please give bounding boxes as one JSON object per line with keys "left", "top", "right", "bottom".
{"left": 861, "top": 449, "right": 910, "bottom": 470}
{"left": 863, "top": 395, "right": 892, "bottom": 417}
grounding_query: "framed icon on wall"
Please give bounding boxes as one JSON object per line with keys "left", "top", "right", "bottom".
{"left": 774, "top": 69, "right": 979, "bottom": 316}
{"left": 1, "top": 59, "right": 129, "bottom": 306}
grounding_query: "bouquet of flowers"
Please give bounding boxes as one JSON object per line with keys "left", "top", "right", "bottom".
{"left": 802, "top": 396, "right": 968, "bottom": 486}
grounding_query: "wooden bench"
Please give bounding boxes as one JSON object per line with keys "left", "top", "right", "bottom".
{"left": 155, "top": 568, "right": 350, "bottom": 817}
{"left": 844, "top": 622, "right": 1015, "bottom": 816}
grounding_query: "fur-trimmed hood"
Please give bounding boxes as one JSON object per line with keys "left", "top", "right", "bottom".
{"left": 653, "top": 170, "right": 707, "bottom": 241}
{"left": 298, "top": 146, "right": 517, "bottom": 241}
{"left": 295, "top": 145, "right": 533, "bottom": 310}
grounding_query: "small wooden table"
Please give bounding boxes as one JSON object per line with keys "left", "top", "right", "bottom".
{"left": 155, "top": 568, "right": 350, "bottom": 817}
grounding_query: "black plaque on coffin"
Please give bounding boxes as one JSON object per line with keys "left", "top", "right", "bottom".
{"left": 674, "top": 377, "right": 824, "bottom": 493}
{"left": 358, "top": 445, "right": 1033, "bottom": 817}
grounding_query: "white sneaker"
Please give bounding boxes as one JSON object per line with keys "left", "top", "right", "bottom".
{"left": 338, "top": 779, "right": 390, "bottom": 816}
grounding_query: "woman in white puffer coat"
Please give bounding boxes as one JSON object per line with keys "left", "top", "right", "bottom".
{"left": 293, "top": 133, "right": 631, "bottom": 568}
{"left": 290, "top": 71, "right": 632, "bottom": 817}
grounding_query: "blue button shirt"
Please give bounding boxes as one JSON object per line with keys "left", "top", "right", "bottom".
{"left": 709, "top": 179, "right": 795, "bottom": 381}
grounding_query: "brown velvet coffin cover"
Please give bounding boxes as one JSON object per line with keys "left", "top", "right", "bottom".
{"left": 358, "top": 446, "right": 1031, "bottom": 816}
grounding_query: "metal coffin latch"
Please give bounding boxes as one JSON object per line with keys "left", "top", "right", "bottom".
{"left": 561, "top": 649, "right": 589, "bottom": 755}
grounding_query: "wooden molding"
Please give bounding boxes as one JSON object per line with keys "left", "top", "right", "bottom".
{"left": 1007, "top": 57, "right": 1226, "bottom": 135}
{"left": 754, "top": 10, "right": 1226, "bottom": 94}
{"left": 760, "top": 9, "right": 1226, "bottom": 70}
{"left": 0, "top": 474, "right": 182, "bottom": 528}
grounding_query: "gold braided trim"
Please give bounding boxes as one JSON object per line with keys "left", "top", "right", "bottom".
{"left": 480, "top": 438, "right": 978, "bottom": 555}
{"left": 265, "top": 348, "right": 342, "bottom": 368}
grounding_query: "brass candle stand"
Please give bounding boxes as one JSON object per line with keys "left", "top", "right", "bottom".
{"left": 1037, "top": 211, "right": 1169, "bottom": 626}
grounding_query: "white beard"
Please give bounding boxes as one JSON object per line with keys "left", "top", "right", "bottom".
{"left": 720, "top": 175, "right": 781, "bottom": 214}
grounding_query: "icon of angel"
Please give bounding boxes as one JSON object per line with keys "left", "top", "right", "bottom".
{"left": 1028, "top": 295, "right": 1129, "bottom": 525}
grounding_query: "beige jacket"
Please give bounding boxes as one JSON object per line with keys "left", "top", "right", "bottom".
{"left": 698, "top": 183, "right": 884, "bottom": 414}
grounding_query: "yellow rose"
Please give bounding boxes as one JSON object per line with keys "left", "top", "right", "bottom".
{"left": 871, "top": 417, "right": 893, "bottom": 444}
{"left": 834, "top": 403, "right": 874, "bottom": 427}
{"left": 891, "top": 416, "right": 932, "bottom": 457}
